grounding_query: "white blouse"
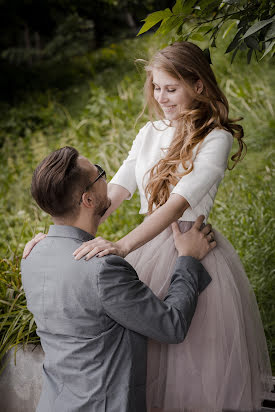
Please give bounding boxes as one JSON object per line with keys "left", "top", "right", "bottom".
{"left": 110, "top": 120, "right": 233, "bottom": 221}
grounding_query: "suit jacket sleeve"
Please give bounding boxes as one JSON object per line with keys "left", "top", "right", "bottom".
{"left": 97, "top": 255, "right": 211, "bottom": 344}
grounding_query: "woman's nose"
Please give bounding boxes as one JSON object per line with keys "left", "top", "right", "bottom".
{"left": 157, "top": 90, "right": 168, "bottom": 104}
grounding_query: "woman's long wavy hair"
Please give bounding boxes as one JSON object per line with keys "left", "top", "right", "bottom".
{"left": 143, "top": 41, "right": 246, "bottom": 214}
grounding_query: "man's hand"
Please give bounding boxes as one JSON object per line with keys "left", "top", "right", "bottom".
{"left": 172, "top": 215, "right": 216, "bottom": 260}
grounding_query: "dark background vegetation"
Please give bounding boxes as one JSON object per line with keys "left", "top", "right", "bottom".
{"left": 0, "top": 0, "right": 172, "bottom": 101}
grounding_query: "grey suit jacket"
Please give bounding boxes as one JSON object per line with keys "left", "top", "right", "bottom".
{"left": 21, "top": 225, "right": 211, "bottom": 412}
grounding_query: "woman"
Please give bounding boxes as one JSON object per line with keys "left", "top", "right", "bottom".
{"left": 27, "top": 42, "right": 272, "bottom": 411}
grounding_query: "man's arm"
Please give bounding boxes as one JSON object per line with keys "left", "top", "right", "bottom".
{"left": 97, "top": 254, "right": 211, "bottom": 344}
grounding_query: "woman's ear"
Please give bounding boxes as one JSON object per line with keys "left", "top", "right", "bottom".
{"left": 195, "top": 79, "right": 204, "bottom": 94}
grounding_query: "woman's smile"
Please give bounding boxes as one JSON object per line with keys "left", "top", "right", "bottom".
{"left": 152, "top": 69, "right": 193, "bottom": 124}
{"left": 161, "top": 105, "right": 177, "bottom": 112}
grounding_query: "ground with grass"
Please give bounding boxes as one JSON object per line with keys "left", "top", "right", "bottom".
{"left": 0, "top": 35, "right": 274, "bottom": 372}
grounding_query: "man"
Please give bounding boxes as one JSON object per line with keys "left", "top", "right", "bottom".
{"left": 21, "top": 146, "right": 215, "bottom": 412}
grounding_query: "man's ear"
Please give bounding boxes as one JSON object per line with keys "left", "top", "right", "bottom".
{"left": 195, "top": 79, "right": 203, "bottom": 94}
{"left": 81, "top": 192, "right": 94, "bottom": 208}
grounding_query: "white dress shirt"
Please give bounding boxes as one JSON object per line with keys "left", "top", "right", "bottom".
{"left": 110, "top": 120, "right": 233, "bottom": 221}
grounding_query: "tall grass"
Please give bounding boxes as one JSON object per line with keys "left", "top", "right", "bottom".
{"left": 0, "top": 35, "right": 274, "bottom": 371}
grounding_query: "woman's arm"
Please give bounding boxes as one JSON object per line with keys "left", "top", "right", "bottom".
{"left": 117, "top": 194, "right": 189, "bottom": 255}
{"left": 74, "top": 193, "right": 189, "bottom": 259}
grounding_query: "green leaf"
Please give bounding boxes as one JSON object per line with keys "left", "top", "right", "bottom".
{"left": 265, "top": 22, "right": 275, "bottom": 41}
{"left": 196, "top": 0, "right": 210, "bottom": 10}
{"left": 176, "top": 23, "right": 184, "bottom": 35}
{"left": 196, "top": 25, "right": 213, "bottom": 33}
{"left": 230, "top": 47, "right": 239, "bottom": 63}
{"left": 181, "top": 0, "right": 197, "bottom": 15}
{"left": 203, "top": 48, "right": 212, "bottom": 64}
{"left": 260, "top": 39, "right": 275, "bottom": 60}
{"left": 225, "top": 29, "right": 242, "bottom": 53}
{"left": 242, "top": 17, "right": 275, "bottom": 40}
{"left": 137, "top": 9, "right": 173, "bottom": 36}
{"left": 199, "top": 0, "right": 223, "bottom": 12}
{"left": 225, "top": 0, "right": 241, "bottom": 4}
{"left": 28, "top": 316, "right": 36, "bottom": 333}
{"left": 239, "top": 41, "right": 247, "bottom": 51}
{"left": 155, "top": 17, "right": 170, "bottom": 35}
{"left": 247, "top": 48, "right": 253, "bottom": 64}
{"left": 222, "top": 21, "right": 238, "bottom": 39}
{"left": 172, "top": 0, "right": 183, "bottom": 14}
{"left": 245, "top": 36, "right": 260, "bottom": 50}
{"left": 189, "top": 33, "right": 205, "bottom": 41}
{"left": 156, "top": 15, "right": 183, "bottom": 35}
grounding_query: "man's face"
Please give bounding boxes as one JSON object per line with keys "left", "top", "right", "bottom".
{"left": 77, "top": 157, "right": 111, "bottom": 217}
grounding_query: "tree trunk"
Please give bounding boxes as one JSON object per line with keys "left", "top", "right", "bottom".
{"left": 34, "top": 31, "right": 41, "bottom": 62}
{"left": 125, "top": 11, "right": 136, "bottom": 29}
{"left": 24, "top": 24, "right": 32, "bottom": 66}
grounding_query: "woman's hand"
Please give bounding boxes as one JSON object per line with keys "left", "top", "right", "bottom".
{"left": 73, "top": 237, "right": 127, "bottom": 260}
{"left": 22, "top": 232, "right": 47, "bottom": 258}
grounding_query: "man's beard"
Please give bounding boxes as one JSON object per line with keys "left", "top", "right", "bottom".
{"left": 94, "top": 196, "right": 111, "bottom": 217}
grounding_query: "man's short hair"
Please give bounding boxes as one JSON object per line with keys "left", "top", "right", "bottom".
{"left": 31, "top": 146, "right": 91, "bottom": 217}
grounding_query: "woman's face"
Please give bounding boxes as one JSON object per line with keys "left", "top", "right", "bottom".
{"left": 152, "top": 68, "right": 194, "bottom": 125}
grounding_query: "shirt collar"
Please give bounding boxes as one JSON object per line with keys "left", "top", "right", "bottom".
{"left": 47, "top": 225, "right": 94, "bottom": 242}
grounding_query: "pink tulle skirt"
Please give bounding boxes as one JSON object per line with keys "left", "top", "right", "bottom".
{"left": 125, "top": 221, "right": 272, "bottom": 412}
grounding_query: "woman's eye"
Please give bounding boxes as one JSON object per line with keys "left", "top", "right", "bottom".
{"left": 153, "top": 86, "right": 176, "bottom": 92}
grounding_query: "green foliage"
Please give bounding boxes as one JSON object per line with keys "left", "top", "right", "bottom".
{"left": 138, "top": 9, "right": 173, "bottom": 35}
{"left": 0, "top": 258, "right": 40, "bottom": 370}
{"left": 138, "top": 0, "right": 275, "bottom": 63}
{"left": 0, "top": 35, "right": 274, "bottom": 373}
{"left": 0, "top": 0, "right": 174, "bottom": 99}
{"left": 43, "top": 14, "right": 94, "bottom": 64}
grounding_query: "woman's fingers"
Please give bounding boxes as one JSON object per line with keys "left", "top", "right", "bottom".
{"left": 73, "top": 239, "right": 101, "bottom": 259}
{"left": 96, "top": 249, "right": 112, "bottom": 258}
{"left": 23, "top": 241, "right": 34, "bottom": 259}
{"left": 73, "top": 239, "right": 100, "bottom": 256}
{"left": 84, "top": 245, "right": 109, "bottom": 260}
{"left": 96, "top": 244, "right": 125, "bottom": 259}
{"left": 74, "top": 244, "right": 99, "bottom": 260}
{"left": 85, "top": 242, "right": 125, "bottom": 260}
{"left": 74, "top": 238, "right": 115, "bottom": 260}
{"left": 22, "top": 233, "right": 46, "bottom": 258}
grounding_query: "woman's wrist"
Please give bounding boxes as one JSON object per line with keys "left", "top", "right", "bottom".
{"left": 116, "top": 238, "right": 130, "bottom": 257}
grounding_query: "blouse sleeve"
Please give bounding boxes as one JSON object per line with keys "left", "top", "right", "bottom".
{"left": 171, "top": 129, "right": 233, "bottom": 209}
{"left": 110, "top": 123, "right": 149, "bottom": 199}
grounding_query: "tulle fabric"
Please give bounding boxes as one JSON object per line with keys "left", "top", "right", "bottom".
{"left": 125, "top": 221, "right": 272, "bottom": 412}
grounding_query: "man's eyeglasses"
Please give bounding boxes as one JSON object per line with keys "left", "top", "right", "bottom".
{"left": 79, "top": 164, "right": 106, "bottom": 204}
{"left": 90, "top": 164, "right": 106, "bottom": 185}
